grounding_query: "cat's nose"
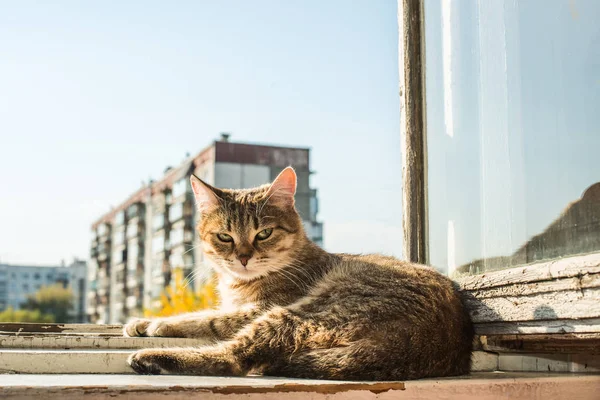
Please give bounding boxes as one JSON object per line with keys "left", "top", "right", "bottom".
{"left": 238, "top": 254, "right": 251, "bottom": 267}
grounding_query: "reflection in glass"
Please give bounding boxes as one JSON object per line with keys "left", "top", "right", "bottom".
{"left": 424, "top": 0, "right": 600, "bottom": 275}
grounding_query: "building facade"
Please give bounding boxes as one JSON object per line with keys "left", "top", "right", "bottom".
{"left": 88, "top": 137, "right": 323, "bottom": 324}
{"left": 0, "top": 259, "right": 88, "bottom": 322}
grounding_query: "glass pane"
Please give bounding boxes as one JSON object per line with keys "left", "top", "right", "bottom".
{"left": 424, "top": 0, "right": 600, "bottom": 275}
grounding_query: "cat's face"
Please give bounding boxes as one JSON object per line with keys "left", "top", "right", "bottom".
{"left": 191, "top": 167, "right": 304, "bottom": 281}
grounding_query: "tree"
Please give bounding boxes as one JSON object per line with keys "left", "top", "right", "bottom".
{"left": 0, "top": 307, "right": 54, "bottom": 323}
{"left": 22, "top": 284, "right": 73, "bottom": 323}
{"left": 144, "top": 268, "right": 218, "bottom": 317}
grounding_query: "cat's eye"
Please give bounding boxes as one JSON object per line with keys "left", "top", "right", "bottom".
{"left": 256, "top": 228, "right": 273, "bottom": 241}
{"left": 217, "top": 233, "right": 233, "bottom": 243}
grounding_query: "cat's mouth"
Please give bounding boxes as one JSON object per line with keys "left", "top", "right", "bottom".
{"left": 218, "top": 261, "right": 270, "bottom": 281}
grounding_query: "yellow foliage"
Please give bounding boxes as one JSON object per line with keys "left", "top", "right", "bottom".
{"left": 144, "top": 268, "right": 219, "bottom": 317}
{"left": 0, "top": 306, "right": 54, "bottom": 323}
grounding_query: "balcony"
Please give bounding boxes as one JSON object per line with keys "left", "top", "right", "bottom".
{"left": 113, "top": 229, "right": 126, "bottom": 247}
{"left": 168, "top": 202, "right": 193, "bottom": 224}
{"left": 126, "top": 221, "right": 145, "bottom": 240}
{"left": 127, "top": 203, "right": 145, "bottom": 220}
{"left": 97, "top": 223, "right": 111, "bottom": 238}
{"left": 152, "top": 213, "right": 168, "bottom": 232}
{"left": 114, "top": 210, "right": 125, "bottom": 227}
{"left": 168, "top": 228, "right": 194, "bottom": 249}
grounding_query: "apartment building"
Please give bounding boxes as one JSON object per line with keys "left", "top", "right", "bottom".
{"left": 88, "top": 136, "right": 323, "bottom": 324}
{"left": 0, "top": 259, "right": 88, "bottom": 322}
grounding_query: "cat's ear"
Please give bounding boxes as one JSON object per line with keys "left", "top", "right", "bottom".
{"left": 265, "top": 167, "right": 297, "bottom": 207}
{"left": 190, "top": 175, "right": 220, "bottom": 212}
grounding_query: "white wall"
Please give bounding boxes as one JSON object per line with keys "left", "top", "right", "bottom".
{"left": 214, "top": 163, "right": 271, "bottom": 190}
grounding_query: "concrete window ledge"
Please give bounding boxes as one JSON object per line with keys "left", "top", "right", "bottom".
{"left": 0, "top": 373, "right": 599, "bottom": 400}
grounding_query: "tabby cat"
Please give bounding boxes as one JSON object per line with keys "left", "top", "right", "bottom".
{"left": 125, "top": 167, "right": 473, "bottom": 380}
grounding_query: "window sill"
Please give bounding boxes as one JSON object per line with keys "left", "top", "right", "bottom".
{"left": 0, "top": 372, "right": 598, "bottom": 400}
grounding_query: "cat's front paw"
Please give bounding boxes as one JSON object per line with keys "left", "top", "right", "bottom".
{"left": 124, "top": 319, "right": 176, "bottom": 337}
{"left": 123, "top": 318, "right": 151, "bottom": 337}
{"left": 127, "top": 349, "right": 180, "bottom": 375}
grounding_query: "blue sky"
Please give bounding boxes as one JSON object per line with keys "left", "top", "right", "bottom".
{"left": 0, "top": 1, "right": 402, "bottom": 264}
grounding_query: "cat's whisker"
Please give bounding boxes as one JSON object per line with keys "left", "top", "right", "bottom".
{"left": 275, "top": 268, "right": 307, "bottom": 292}
{"left": 282, "top": 262, "right": 316, "bottom": 284}
{"left": 278, "top": 261, "right": 315, "bottom": 289}
{"left": 182, "top": 245, "right": 198, "bottom": 256}
{"left": 257, "top": 187, "right": 285, "bottom": 216}
{"left": 181, "top": 262, "right": 213, "bottom": 290}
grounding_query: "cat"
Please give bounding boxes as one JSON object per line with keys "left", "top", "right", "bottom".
{"left": 125, "top": 167, "right": 474, "bottom": 380}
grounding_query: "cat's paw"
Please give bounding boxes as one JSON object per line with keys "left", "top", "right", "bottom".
{"left": 145, "top": 320, "right": 177, "bottom": 337}
{"left": 123, "top": 318, "right": 152, "bottom": 337}
{"left": 127, "top": 349, "right": 179, "bottom": 375}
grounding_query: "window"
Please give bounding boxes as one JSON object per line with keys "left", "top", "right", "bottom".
{"left": 115, "top": 210, "right": 125, "bottom": 226}
{"left": 153, "top": 213, "right": 165, "bottom": 231}
{"left": 168, "top": 203, "right": 183, "bottom": 223}
{"left": 127, "top": 203, "right": 141, "bottom": 219}
{"left": 399, "top": 0, "right": 599, "bottom": 358}
{"left": 127, "top": 245, "right": 142, "bottom": 271}
{"left": 423, "top": 0, "right": 600, "bottom": 276}
{"left": 126, "top": 222, "right": 139, "bottom": 239}
{"left": 113, "top": 229, "right": 125, "bottom": 246}
{"left": 112, "top": 249, "right": 127, "bottom": 264}
{"left": 172, "top": 178, "right": 189, "bottom": 199}
{"left": 169, "top": 228, "right": 184, "bottom": 246}
{"left": 34, "top": 273, "right": 40, "bottom": 280}
{"left": 97, "top": 223, "right": 109, "bottom": 236}
{"left": 152, "top": 235, "right": 165, "bottom": 253}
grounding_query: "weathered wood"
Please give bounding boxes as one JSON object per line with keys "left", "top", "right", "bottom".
{"left": 0, "top": 349, "right": 133, "bottom": 374}
{"left": 466, "top": 273, "right": 600, "bottom": 299}
{"left": 497, "top": 353, "right": 600, "bottom": 373}
{"left": 0, "top": 335, "right": 198, "bottom": 350}
{"left": 465, "top": 288, "right": 600, "bottom": 323}
{"left": 479, "top": 333, "right": 600, "bottom": 354}
{"left": 0, "top": 348, "right": 497, "bottom": 374}
{"left": 474, "top": 318, "right": 600, "bottom": 335}
{"left": 3, "top": 373, "right": 599, "bottom": 400}
{"left": 399, "top": 0, "right": 427, "bottom": 264}
{"left": 470, "top": 351, "right": 498, "bottom": 372}
{"left": 0, "top": 323, "right": 122, "bottom": 335}
{"left": 458, "top": 253, "right": 600, "bottom": 290}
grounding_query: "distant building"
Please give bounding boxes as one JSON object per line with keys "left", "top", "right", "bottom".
{"left": 88, "top": 135, "right": 323, "bottom": 324}
{"left": 0, "top": 258, "right": 88, "bottom": 322}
